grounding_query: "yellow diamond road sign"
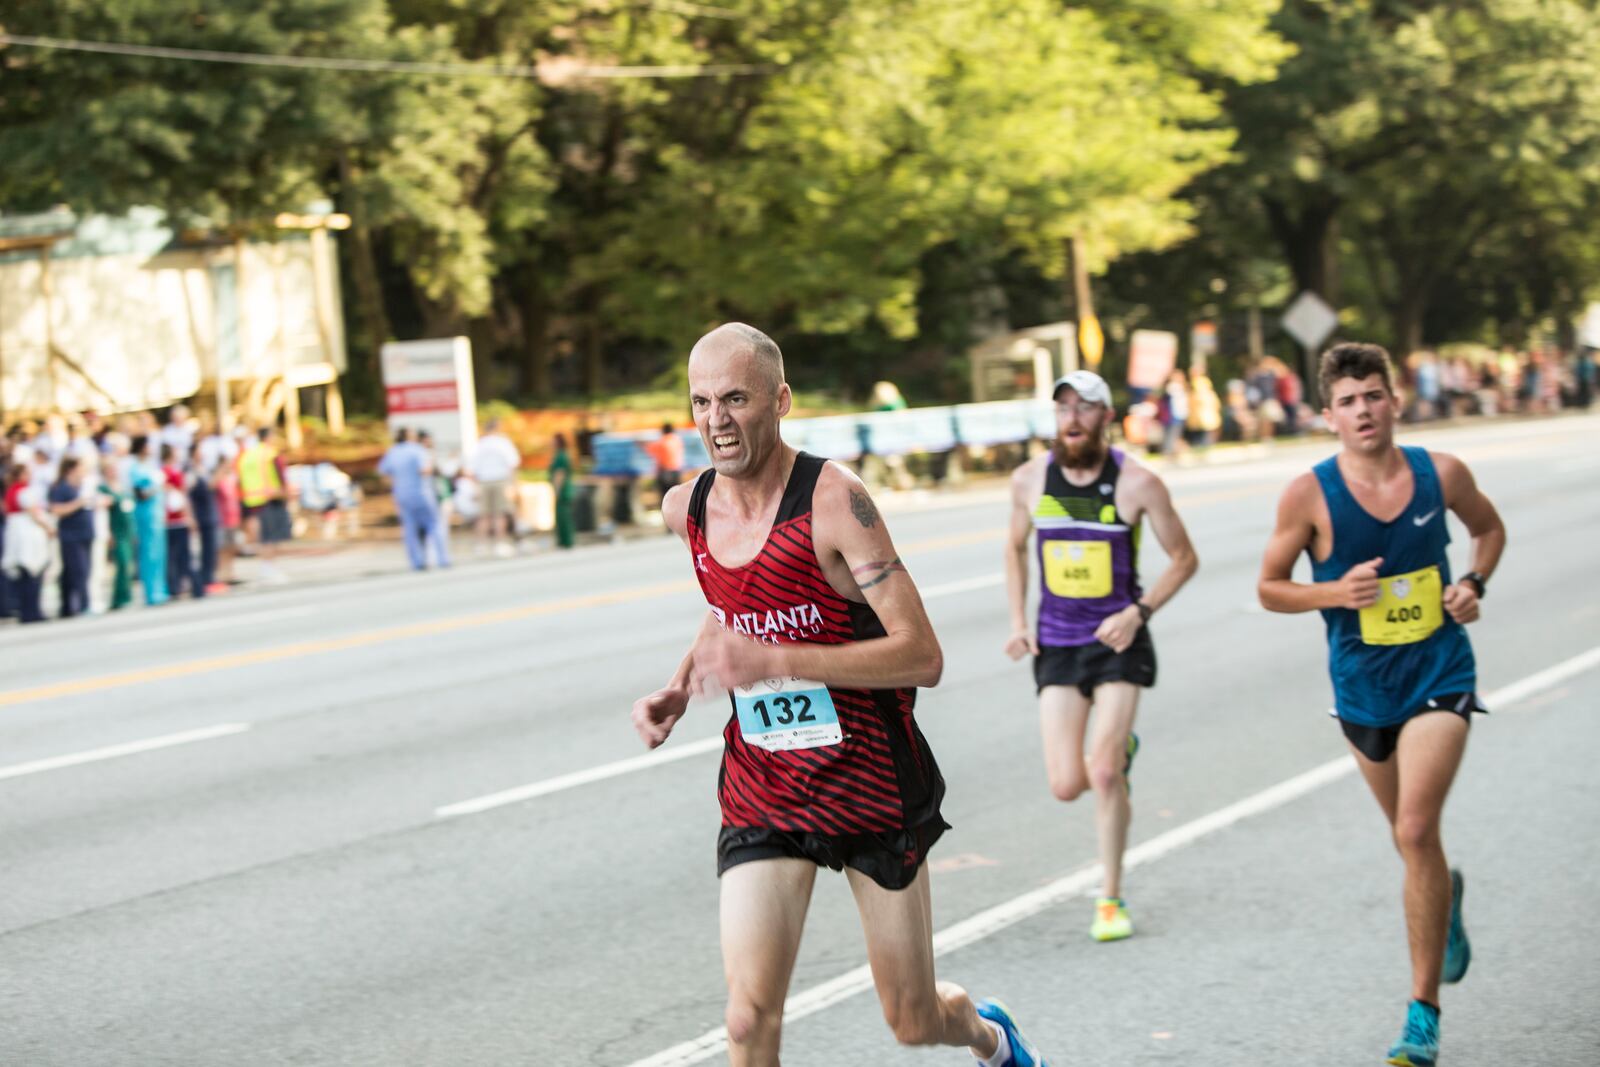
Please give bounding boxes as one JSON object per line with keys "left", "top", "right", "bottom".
{"left": 1078, "top": 315, "right": 1105, "bottom": 368}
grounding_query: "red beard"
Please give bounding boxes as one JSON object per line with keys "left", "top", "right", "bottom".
{"left": 1053, "top": 432, "right": 1107, "bottom": 472}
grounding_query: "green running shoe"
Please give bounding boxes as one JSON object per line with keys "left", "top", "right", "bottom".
{"left": 1090, "top": 896, "right": 1133, "bottom": 942}
{"left": 1442, "top": 868, "right": 1470, "bottom": 984}
{"left": 1123, "top": 731, "right": 1140, "bottom": 795}
{"left": 1386, "top": 999, "right": 1440, "bottom": 1067}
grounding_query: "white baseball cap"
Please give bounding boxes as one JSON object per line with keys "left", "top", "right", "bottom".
{"left": 1051, "top": 370, "right": 1113, "bottom": 407}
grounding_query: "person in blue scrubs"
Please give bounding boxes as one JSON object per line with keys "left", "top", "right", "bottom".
{"left": 378, "top": 428, "right": 450, "bottom": 571}
{"left": 128, "top": 435, "right": 169, "bottom": 605}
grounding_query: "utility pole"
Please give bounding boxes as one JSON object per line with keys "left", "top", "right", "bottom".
{"left": 1068, "top": 236, "right": 1103, "bottom": 370}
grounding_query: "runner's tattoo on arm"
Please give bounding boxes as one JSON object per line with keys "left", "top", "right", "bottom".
{"left": 849, "top": 488, "right": 880, "bottom": 528}
{"left": 851, "top": 557, "right": 906, "bottom": 591}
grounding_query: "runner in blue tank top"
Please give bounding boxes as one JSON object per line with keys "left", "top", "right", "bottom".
{"left": 1005, "top": 370, "right": 1198, "bottom": 942}
{"left": 1258, "top": 343, "right": 1507, "bottom": 1067}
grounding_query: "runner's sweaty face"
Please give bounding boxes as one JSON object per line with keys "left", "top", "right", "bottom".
{"left": 1053, "top": 389, "right": 1110, "bottom": 470}
{"left": 1324, "top": 373, "right": 1397, "bottom": 455}
{"left": 688, "top": 345, "right": 791, "bottom": 478}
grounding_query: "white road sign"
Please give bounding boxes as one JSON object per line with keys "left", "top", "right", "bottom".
{"left": 1281, "top": 291, "right": 1339, "bottom": 351}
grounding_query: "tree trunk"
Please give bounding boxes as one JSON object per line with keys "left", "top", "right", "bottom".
{"left": 1264, "top": 193, "right": 1342, "bottom": 306}
{"left": 583, "top": 310, "right": 603, "bottom": 399}
{"left": 468, "top": 317, "right": 496, "bottom": 402}
{"left": 1264, "top": 194, "right": 1343, "bottom": 403}
{"left": 1391, "top": 287, "right": 1428, "bottom": 360}
{"left": 336, "top": 152, "right": 392, "bottom": 410}
{"left": 516, "top": 266, "right": 552, "bottom": 401}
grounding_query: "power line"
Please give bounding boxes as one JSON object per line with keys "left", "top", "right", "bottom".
{"left": 0, "top": 33, "right": 771, "bottom": 80}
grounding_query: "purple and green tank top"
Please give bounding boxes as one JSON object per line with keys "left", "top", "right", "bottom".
{"left": 1035, "top": 449, "right": 1142, "bottom": 647}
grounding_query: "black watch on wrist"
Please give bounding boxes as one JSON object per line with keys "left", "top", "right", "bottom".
{"left": 1135, "top": 601, "right": 1153, "bottom": 623}
{"left": 1460, "top": 572, "right": 1487, "bottom": 599}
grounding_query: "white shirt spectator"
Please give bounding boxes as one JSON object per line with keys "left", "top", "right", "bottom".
{"left": 1, "top": 482, "right": 52, "bottom": 575}
{"left": 197, "top": 433, "right": 239, "bottom": 476}
{"left": 68, "top": 435, "right": 101, "bottom": 479}
{"left": 31, "top": 430, "right": 68, "bottom": 482}
{"left": 27, "top": 452, "right": 55, "bottom": 494}
{"left": 160, "top": 421, "right": 196, "bottom": 459}
{"left": 469, "top": 433, "right": 521, "bottom": 483}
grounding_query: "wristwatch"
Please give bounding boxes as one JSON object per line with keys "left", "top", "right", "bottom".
{"left": 1460, "top": 572, "right": 1488, "bottom": 599}
{"left": 1135, "top": 601, "right": 1153, "bottom": 623}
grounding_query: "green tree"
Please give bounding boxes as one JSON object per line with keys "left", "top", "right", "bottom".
{"left": 1210, "top": 0, "right": 1600, "bottom": 368}
{"left": 0, "top": 1, "right": 391, "bottom": 224}
{"left": 3, "top": 1, "right": 1294, "bottom": 408}
{"left": 570, "top": 0, "right": 1286, "bottom": 389}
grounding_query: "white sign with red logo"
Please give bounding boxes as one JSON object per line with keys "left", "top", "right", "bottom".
{"left": 381, "top": 337, "right": 478, "bottom": 460}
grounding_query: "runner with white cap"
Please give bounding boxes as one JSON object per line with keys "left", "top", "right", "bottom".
{"left": 1003, "top": 370, "right": 1199, "bottom": 940}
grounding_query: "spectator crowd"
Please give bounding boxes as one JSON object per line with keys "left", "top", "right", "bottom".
{"left": 1121, "top": 345, "right": 1595, "bottom": 456}
{"left": 1, "top": 407, "right": 295, "bottom": 625}
{"left": 7, "top": 346, "right": 1590, "bottom": 625}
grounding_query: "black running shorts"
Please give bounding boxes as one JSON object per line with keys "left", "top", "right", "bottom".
{"left": 1034, "top": 628, "right": 1157, "bottom": 697}
{"left": 245, "top": 500, "right": 292, "bottom": 544}
{"left": 716, "top": 816, "right": 950, "bottom": 891}
{"left": 1338, "top": 692, "right": 1487, "bottom": 763}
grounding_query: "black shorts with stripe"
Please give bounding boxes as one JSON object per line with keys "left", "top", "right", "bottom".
{"left": 716, "top": 815, "right": 950, "bottom": 891}
{"left": 1338, "top": 691, "right": 1487, "bottom": 762}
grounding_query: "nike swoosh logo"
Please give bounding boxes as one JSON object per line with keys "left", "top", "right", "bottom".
{"left": 1413, "top": 508, "right": 1440, "bottom": 526}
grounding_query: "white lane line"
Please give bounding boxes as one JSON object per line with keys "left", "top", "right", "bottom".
{"left": 0, "top": 723, "right": 251, "bottom": 783}
{"left": 107, "top": 606, "right": 317, "bottom": 644}
{"left": 435, "top": 736, "right": 725, "bottom": 818}
{"left": 437, "top": 573, "right": 1005, "bottom": 818}
{"left": 623, "top": 645, "right": 1600, "bottom": 1067}
{"left": 1488, "top": 645, "right": 1600, "bottom": 712}
{"left": 921, "top": 573, "right": 1003, "bottom": 598}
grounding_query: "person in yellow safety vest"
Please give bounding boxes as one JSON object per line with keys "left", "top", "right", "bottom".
{"left": 1186, "top": 369, "right": 1223, "bottom": 449}
{"left": 236, "top": 427, "right": 292, "bottom": 584}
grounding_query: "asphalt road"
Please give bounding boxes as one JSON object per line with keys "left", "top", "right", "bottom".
{"left": 3, "top": 413, "right": 1597, "bottom": 1066}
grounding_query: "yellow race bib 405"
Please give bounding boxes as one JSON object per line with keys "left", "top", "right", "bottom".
{"left": 1044, "top": 540, "right": 1113, "bottom": 599}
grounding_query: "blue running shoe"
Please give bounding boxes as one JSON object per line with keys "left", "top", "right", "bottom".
{"left": 1386, "top": 999, "right": 1440, "bottom": 1067}
{"left": 974, "top": 999, "right": 1051, "bottom": 1067}
{"left": 1443, "top": 868, "right": 1470, "bottom": 984}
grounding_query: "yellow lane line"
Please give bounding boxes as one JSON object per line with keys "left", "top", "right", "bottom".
{"left": 1, "top": 483, "right": 1278, "bottom": 707}
{"left": 0, "top": 580, "right": 696, "bottom": 708}
{"left": 1177, "top": 484, "right": 1278, "bottom": 506}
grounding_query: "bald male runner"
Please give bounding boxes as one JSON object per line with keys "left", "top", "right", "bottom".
{"left": 632, "top": 323, "right": 1052, "bottom": 1066}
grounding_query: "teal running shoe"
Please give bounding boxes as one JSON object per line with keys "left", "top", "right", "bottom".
{"left": 1386, "top": 999, "right": 1440, "bottom": 1067}
{"left": 1442, "top": 868, "right": 1471, "bottom": 984}
{"left": 974, "top": 998, "right": 1051, "bottom": 1067}
{"left": 1123, "top": 731, "right": 1140, "bottom": 794}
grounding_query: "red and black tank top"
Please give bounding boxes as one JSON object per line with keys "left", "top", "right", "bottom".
{"left": 687, "top": 452, "right": 945, "bottom": 835}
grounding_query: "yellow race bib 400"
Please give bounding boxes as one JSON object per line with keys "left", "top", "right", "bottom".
{"left": 1359, "top": 564, "right": 1444, "bottom": 646}
{"left": 1043, "top": 539, "right": 1113, "bottom": 599}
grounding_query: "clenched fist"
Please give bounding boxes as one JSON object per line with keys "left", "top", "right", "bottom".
{"left": 632, "top": 687, "right": 689, "bottom": 749}
{"left": 1337, "top": 556, "right": 1384, "bottom": 610}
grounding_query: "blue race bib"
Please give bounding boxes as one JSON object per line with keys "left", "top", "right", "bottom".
{"left": 733, "top": 676, "right": 843, "bottom": 752}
